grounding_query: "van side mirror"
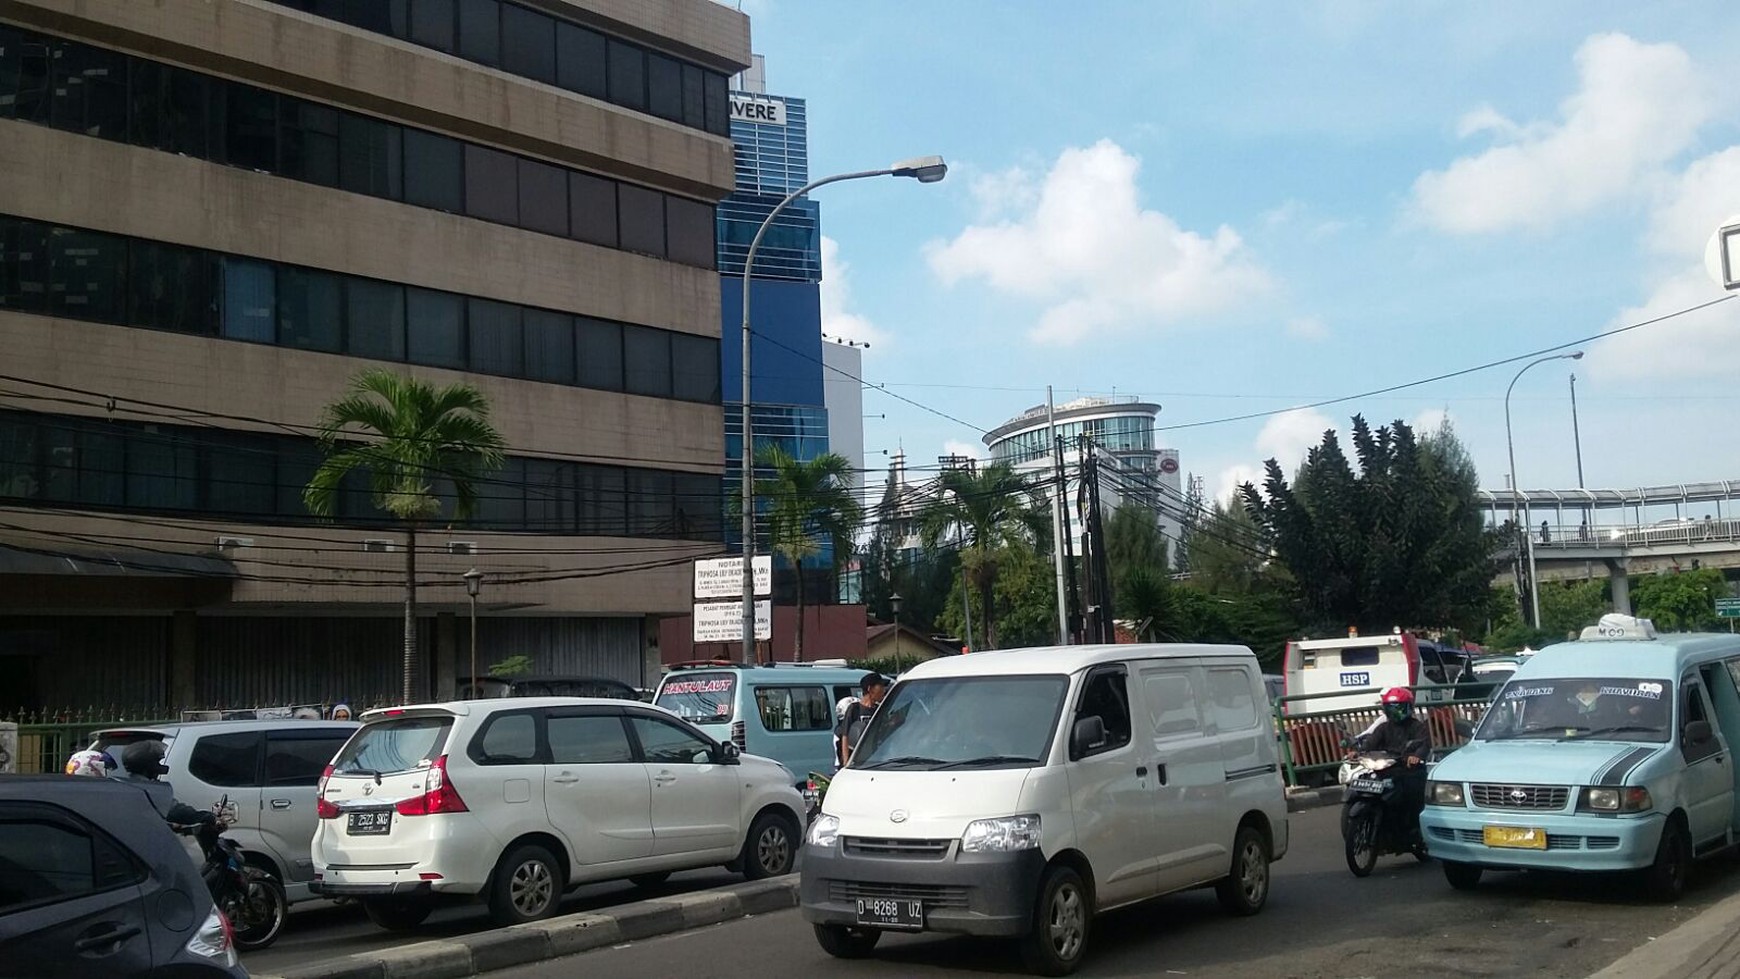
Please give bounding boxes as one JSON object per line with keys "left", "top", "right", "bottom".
{"left": 717, "top": 742, "right": 742, "bottom": 765}
{"left": 1071, "top": 716, "right": 1107, "bottom": 758}
{"left": 1684, "top": 720, "right": 1714, "bottom": 747}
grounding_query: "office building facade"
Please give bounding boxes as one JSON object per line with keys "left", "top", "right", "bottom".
{"left": 0, "top": 0, "right": 750, "bottom": 711}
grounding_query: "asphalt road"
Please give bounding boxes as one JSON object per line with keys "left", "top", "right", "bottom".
{"left": 244, "top": 868, "right": 742, "bottom": 975}
{"left": 493, "top": 807, "right": 1740, "bottom": 979}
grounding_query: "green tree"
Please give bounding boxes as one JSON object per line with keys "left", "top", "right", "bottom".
{"left": 919, "top": 465, "right": 1049, "bottom": 649}
{"left": 1104, "top": 505, "right": 1171, "bottom": 640}
{"left": 1240, "top": 415, "right": 1498, "bottom": 634}
{"left": 304, "top": 370, "right": 506, "bottom": 702}
{"left": 1538, "top": 579, "right": 1609, "bottom": 640}
{"left": 938, "top": 543, "right": 1058, "bottom": 650}
{"left": 1633, "top": 569, "right": 1729, "bottom": 631}
{"left": 748, "top": 446, "right": 863, "bottom": 661}
{"left": 1188, "top": 500, "right": 1268, "bottom": 596}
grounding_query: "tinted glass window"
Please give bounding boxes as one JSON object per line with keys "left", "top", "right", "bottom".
{"left": 523, "top": 308, "right": 574, "bottom": 384}
{"left": 617, "top": 185, "right": 665, "bottom": 257}
{"left": 665, "top": 196, "right": 715, "bottom": 269}
{"left": 500, "top": 5, "right": 555, "bottom": 83}
{"left": 207, "top": 433, "right": 274, "bottom": 515}
{"left": 629, "top": 716, "right": 711, "bottom": 765}
{"left": 129, "top": 239, "right": 215, "bottom": 335}
{"left": 48, "top": 226, "right": 125, "bottom": 323}
{"left": 127, "top": 430, "right": 196, "bottom": 509}
{"left": 673, "top": 472, "right": 721, "bottom": 540}
{"left": 606, "top": 39, "right": 645, "bottom": 111}
{"left": 1339, "top": 647, "right": 1381, "bottom": 667}
{"left": 0, "top": 813, "right": 98, "bottom": 911}
{"left": 547, "top": 714, "right": 634, "bottom": 764}
{"left": 1207, "top": 669, "right": 1259, "bottom": 733}
{"left": 264, "top": 733, "right": 350, "bottom": 786}
{"left": 49, "top": 41, "right": 126, "bottom": 140}
{"left": 457, "top": 0, "right": 501, "bottom": 65}
{"left": 0, "top": 417, "right": 37, "bottom": 501}
{"left": 279, "top": 267, "right": 342, "bottom": 352}
{"left": 555, "top": 22, "right": 606, "bottom": 98}
{"left": 62, "top": 429, "right": 122, "bottom": 506}
{"left": 338, "top": 114, "right": 402, "bottom": 199}
{"left": 576, "top": 317, "right": 623, "bottom": 391}
{"left": 680, "top": 64, "right": 705, "bottom": 131}
{"left": 335, "top": 717, "right": 451, "bottom": 774}
{"left": 524, "top": 458, "right": 574, "bottom": 531}
{"left": 467, "top": 298, "right": 523, "bottom": 375}
{"left": 464, "top": 144, "right": 519, "bottom": 225}
{"left": 475, "top": 456, "right": 525, "bottom": 528}
{"left": 280, "top": 100, "right": 340, "bottom": 186}
{"left": 0, "top": 27, "right": 53, "bottom": 125}
{"left": 408, "top": 0, "right": 456, "bottom": 51}
{"left": 474, "top": 711, "right": 539, "bottom": 764}
{"left": 223, "top": 84, "right": 279, "bottom": 172}
{"left": 1076, "top": 671, "right": 1133, "bottom": 754}
{"left": 646, "top": 52, "right": 681, "bottom": 122}
{"left": 222, "top": 258, "right": 277, "bottom": 342}
{"left": 702, "top": 71, "right": 728, "bottom": 136}
{"left": 1143, "top": 670, "right": 1201, "bottom": 738}
{"left": 188, "top": 731, "right": 263, "bottom": 787}
{"left": 628, "top": 469, "right": 672, "bottom": 537}
{"left": 517, "top": 159, "right": 568, "bottom": 236}
{"left": 345, "top": 279, "right": 406, "bottom": 361}
{"left": 0, "top": 216, "right": 49, "bottom": 314}
{"left": 127, "top": 62, "right": 207, "bottom": 157}
{"left": 569, "top": 173, "right": 618, "bottom": 248}
{"left": 623, "top": 325, "right": 671, "bottom": 398}
{"left": 406, "top": 288, "right": 464, "bottom": 368}
{"left": 403, "top": 129, "right": 463, "bottom": 211}
{"left": 577, "top": 465, "right": 624, "bottom": 535}
{"left": 757, "top": 686, "right": 830, "bottom": 732}
{"left": 671, "top": 333, "right": 718, "bottom": 403}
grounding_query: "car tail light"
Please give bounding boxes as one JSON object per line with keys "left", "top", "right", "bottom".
{"left": 730, "top": 720, "right": 746, "bottom": 751}
{"left": 316, "top": 764, "right": 339, "bottom": 819}
{"left": 396, "top": 755, "right": 468, "bottom": 815}
{"left": 185, "top": 906, "right": 236, "bottom": 964}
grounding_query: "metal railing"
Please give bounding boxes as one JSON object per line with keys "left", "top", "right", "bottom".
{"left": 1490, "top": 517, "right": 1740, "bottom": 551}
{"left": 1273, "top": 685, "right": 1496, "bottom": 787}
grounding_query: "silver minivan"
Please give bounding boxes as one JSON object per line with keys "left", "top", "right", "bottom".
{"left": 92, "top": 719, "right": 358, "bottom": 902}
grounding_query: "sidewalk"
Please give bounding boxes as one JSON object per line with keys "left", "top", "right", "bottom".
{"left": 1587, "top": 887, "right": 1740, "bottom": 979}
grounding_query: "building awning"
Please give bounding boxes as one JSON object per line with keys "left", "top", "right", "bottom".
{"left": 0, "top": 543, "right": 237, "bottom": 580}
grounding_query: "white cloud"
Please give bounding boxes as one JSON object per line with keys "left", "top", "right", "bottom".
{"left": 967, "top": 165, "right": 1039, "bottom": 221}
{"left": 926, "top": 139, "right": 1271, "bottom": 345}
{"left": 1584, "top": 266, "right": 1740, "bottom": 381}
{"left": 1411, "top": 33, "right": 1712, "bottom": 234}
{"left": 820, "top": 236, "right": 889, "bottom": 350}
{"left": 1214, "top": 408, "right": 1336, "bottom": 502}
{"left": 1411, "top": 407, "right": 1453, "bottom": 435}
{"left": 1285, "top": 315, "right": 1330, "bottom": 342}
{"left": 1646, "top": 146, "right": 1740, "bottom": 258}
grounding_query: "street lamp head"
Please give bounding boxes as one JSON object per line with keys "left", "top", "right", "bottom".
{"left": 890, "top": 592, "right": 904, "bottom": 615}
{"left": 461, "top": 567, "right": 484, "bottom": 598}
{"left": 1568, "top": 351, "right": 1584, "bottom": 360}
{"left": 890, "top": 155, "right": 948, "bottom": 183}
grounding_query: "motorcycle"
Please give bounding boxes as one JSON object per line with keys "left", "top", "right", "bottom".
{"left": 1340, "top": 751, "right": 1430, "bottom": 877}
{"left": 802, "top": 770, "right": 832, "bottom": 823}
{"left": 172, "top": 796, "right": 288, "bottom": 951}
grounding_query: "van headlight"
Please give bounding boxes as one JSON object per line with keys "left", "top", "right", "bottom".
{"left": 1427, "top": 781, "right": 1465, "bottom": 807}
{"left": 961, "top": 815, "right": 1042, "bottom": 853}
{"left": 1580, "top": 787, "right": 1652, "bottom": 813}
{"left": 806, "top": 814, "right": 840, "bottom": 848}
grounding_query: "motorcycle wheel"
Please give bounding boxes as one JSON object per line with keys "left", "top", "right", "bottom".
{"left": 1344, "top": 812, "right": 1378, "bottom": 878}
{"left": 229, "top": 868, "right": 288, "bottom": 950}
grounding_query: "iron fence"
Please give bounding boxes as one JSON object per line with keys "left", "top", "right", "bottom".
{"left": 1273, "top": 684, "right": 1495, "bottom": 787}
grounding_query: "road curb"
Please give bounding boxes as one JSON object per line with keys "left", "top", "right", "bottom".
{"left": 1585, "top": 887, "right": 1740, "bottom": 979}
{"left": 1285, "top": 786, "right": 1342, "bottom": 812}
{"left": 254, "top": 876, "right": 801, "bottom": 979}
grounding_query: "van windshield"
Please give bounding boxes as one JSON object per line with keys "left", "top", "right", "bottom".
{"left": 850, "top": 675, "right": 1068, "bottom": 771}
{"left": 656, "top": 673, "right": 737, "bottom": 724}
{"left": 1476, "top": 677, "right": 1673, "bottom": 743}
{"left": 333, "top": 716, "right": 452, "bottom": 775}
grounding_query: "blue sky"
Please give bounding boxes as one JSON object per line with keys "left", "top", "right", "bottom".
{"left": 740, "top": 1, "right": 1740, "bottom": 506}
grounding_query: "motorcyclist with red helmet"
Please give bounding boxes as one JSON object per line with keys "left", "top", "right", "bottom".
{"left": 1351, "top": 687, "right": 1433, "bottom": 837}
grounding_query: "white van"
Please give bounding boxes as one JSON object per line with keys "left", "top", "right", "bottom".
{"left": 798, "top": 644, "right": 1289, "bottom": 976}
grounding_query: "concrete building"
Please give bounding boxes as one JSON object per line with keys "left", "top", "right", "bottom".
{"left": 821, "top": 338, "right": 865, "bottom": 489}
{"left": 0, "top": 0, "right": 751, "bottom": 712}
{"left": 983, "top": 396, "right": 1182, "bottom": 556}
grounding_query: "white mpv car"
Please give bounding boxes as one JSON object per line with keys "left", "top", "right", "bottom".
{"left": 311, "top": 697, "right": 805, "bottom": 929}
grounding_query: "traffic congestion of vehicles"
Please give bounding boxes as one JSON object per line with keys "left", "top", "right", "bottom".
{"left": 8, "top": 624, "right": 1740, "bottom": 977}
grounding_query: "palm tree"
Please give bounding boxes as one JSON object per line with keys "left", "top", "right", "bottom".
{"left": 919, "top": 465, "right": 1048, "bottom": 650}
{"left": 751, "top": 445, "right": 863, "bottom": 662}
{"left": 303, "top": 370, "right": 506, "bottom": 702}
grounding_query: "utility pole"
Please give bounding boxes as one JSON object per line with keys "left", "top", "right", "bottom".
{"left": 1083, "top": 443, "right": 1113, "bottom": 644}
{"left": 1047, "top": 386, "right": 1069, "bottom": 644}
{"left": 1058, "top": 434, "right": 1082, "bottom": 644}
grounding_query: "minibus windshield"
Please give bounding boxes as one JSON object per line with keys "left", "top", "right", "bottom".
{"left": 849, "top": 675, "right": 1068, "bottom": 771}
{"left": 1475, "top": 677, "right": 1673, "bottom": 743}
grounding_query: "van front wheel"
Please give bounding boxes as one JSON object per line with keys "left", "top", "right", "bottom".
{"left": 1019, "top": 865, "right": 1090, "bottom": 977}
{"left": 813, "top": 923, "right": 880, "bottom": 959}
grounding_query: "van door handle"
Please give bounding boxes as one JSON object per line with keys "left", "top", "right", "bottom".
{"left": 1155, "top": 764, "right": 1168, "bottom": 786}
{"left": 551, "top": 774, "right": 580, "bottom": 784}
{"left": 1136, "top": 766, "right": 1148, "bottom": 778}
{"left": 270, "top": 799, "right": 293, "bottom": 810}
{"left": 654, "top": 773, "right": 677, "bottom": 784}
{"left": 73, "top": 924, "right": 140, "bottom": 952}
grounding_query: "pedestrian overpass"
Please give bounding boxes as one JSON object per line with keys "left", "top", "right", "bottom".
{"left": 1479, "top": 479, "right": 1740, "bottom": 613}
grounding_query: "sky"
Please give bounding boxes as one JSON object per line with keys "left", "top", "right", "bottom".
{"left": 737, "top": 1, "right": 1740, "bottom": 509}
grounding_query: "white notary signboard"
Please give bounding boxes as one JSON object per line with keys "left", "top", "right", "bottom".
{"left": 694, "top": 556, "right": 772, "bottom": 599}
{"left": 693, "top": 600, "right": 771, "bottom": 642}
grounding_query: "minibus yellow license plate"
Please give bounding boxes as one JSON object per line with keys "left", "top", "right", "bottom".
{"left": 1483, "top": 826, "right": 1547, "bottom": 849}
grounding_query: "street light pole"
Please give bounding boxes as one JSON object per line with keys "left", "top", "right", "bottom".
{"left": 739, "top": 157, "right": 947, "bottom": 665}
{"left": 1504, "top": 351, "right": 1583, "bottom": 629}
{"left": 890, "top": 592, "right": 904, "bottom": 677}
{"left": 461, "top": 568, "right": 483, "bottom": 699}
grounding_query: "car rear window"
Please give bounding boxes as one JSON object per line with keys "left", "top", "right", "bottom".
{"left": 334, "top": 717, "right": 452, "bottom": 775}
{"left": 656, "top": 673, "right": 737, "bottom": 723}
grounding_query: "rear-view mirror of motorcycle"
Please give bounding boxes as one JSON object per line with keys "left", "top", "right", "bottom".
{"left": 1071, "top": 716, "right": 1107, "bottom": 758}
